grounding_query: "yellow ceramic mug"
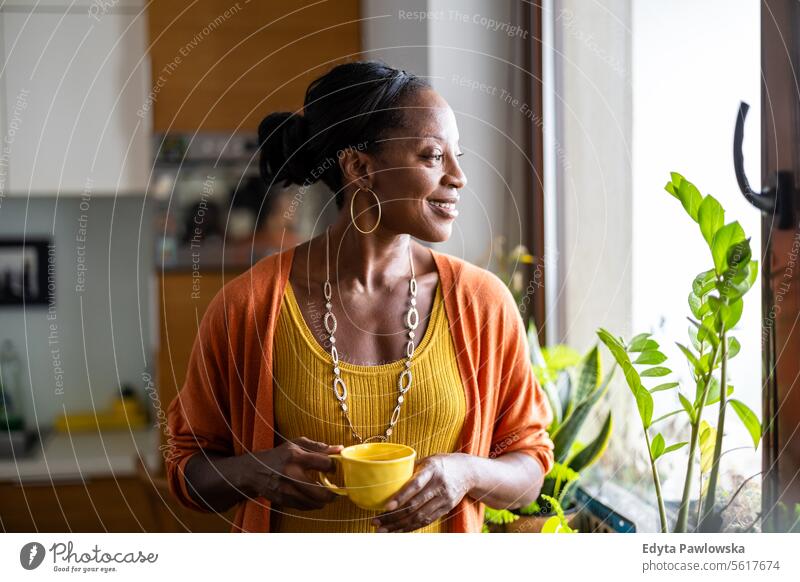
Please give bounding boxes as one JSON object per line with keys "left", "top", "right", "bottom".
{"left": 318, "top": 443, "right": 416, "bottom": 510}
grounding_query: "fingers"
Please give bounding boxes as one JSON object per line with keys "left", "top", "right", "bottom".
{"left": 293, "top": 437, "right": 344, "bottom": 455}
{"left": 292, "top": 449, "right": 339, "bottom": 473}
{"left": 284, "top": 464, "right": 339, "bottom": 505}
{"left": 382, "top": 462, "right": 435, "bottom": 511}
{"left": 377, "top": 497, "right": 448, "bottom": 532}
{"left": 278, "top": 481, "right": 328, "bottom": 511}
{"left": 375, "top": 480, "right": 443, "bottom": 530}
{"left": 290, "top": 438, "right": 343, "bottom": 473}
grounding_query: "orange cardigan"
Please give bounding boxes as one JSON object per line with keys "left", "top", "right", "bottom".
{"left": 165, "top": 244, "right": 554, "bottom": 532}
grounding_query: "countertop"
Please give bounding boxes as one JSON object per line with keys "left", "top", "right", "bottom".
{"left": 0, "top": 427, "right": 161, "bottom": 484}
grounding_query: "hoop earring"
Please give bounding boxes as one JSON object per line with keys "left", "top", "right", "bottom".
{"left": 350, "top": 186, "right": 382, "bottom": 234}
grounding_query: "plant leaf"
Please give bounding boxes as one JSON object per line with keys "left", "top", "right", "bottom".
{"left": 725, "top": 238, "right": 753, "bottom": 273}
{"left": 699, "top": 421, "right": 717, "bottom": 497}
{"left": 650, "top": 432, "right": 666, "bottom": 460}
{"left": 711, "top": 221, "right": 746, "bottom": 275}
{"left": 551, "top": 368, "right": 612, "bottom": 463}
{"left": 665, "top": 173, "right": 682, "bottom": 199}
{"left": 675, "top": 175, "right": 703, "bottom": 222}
{"left": 567, "top": 412, "right": 613, "bottom": 473}
{"left": 703, "top": 377, "right": 734, "bottom": 407}
{"left": 663, "top": 441, "right": 688, "bottom": 455}
{"left": 728, "top": 399, "right": 762, "bottom": 448}
{"left": 634, "top": 350, "right": 668, "bottom": 365}
{"left": 698, "top": 315, "right": 720, "bottom": 348}
{"left": 484, "top": 506, "right": 520, "bottom": 525}
{"left": 597, "top": 329, "right": 642, "bottom": 395}
{"left": 652, "top": 409, "right": 683, "bottom": 424}
{"left": 698, "top": 194, "right": 725, "bottom": 246}
{"left": 720, "top": 298, "right": 744, "bottom": 331}
{"left": 719, "top": 239, "right": 754, "bottom": 300}
{"left": 692, "top": 269, "right": 717, "bottom": 297}
{"left": 629, "top": 333, "right": 656, "bottom": 352}
{"left": 640, "top": 366, "right": 672, "bottom": 377}
{"left": 574, "top": 345, "right": 601, "bottom": 403}
{"left": 676, "top": 342, "right": 702, "bottom": 376}
{"left": 688, "top": 324, "right": 702, "bottom": 351}
{"left": 537, "top": 374, "right": 562, "bottom": 433}
{"left": 679, "top": 392, "right": 695, "bottom": 422}
{"left": 542, "top": 345, "right": 583, "bottom": 372}
{"left": 637, "top": 387, "right": 654, "bottom": 428}
{"left": 727, "top": 336, "right": 741, "bottom": 359}
{"left": 541, "top": 515, "right": 562, "bottom": 533}
{"left": 688, "top": 291, "right": 704, "bottom": 319}
{"left": 650, "top": 381, "right": 679, "bottom": 393}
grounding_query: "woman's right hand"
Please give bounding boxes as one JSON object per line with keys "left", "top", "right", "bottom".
{"left": 238, "top": 437, "right": 344, "bottom": 510}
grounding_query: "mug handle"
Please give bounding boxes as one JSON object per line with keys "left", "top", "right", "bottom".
{"left": 317, "top": 454, "right": 347, "bottom": 496}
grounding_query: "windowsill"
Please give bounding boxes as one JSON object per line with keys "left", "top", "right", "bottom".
{"left": 580, "top": 474, "right": 668, "bottom": 533}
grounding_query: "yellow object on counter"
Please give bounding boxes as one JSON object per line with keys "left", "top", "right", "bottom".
{"left": 54, "top": 396, "right": 148, "bottom": 432}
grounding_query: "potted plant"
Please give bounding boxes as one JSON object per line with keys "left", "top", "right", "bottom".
{"left": 484, "top": 325, "right": 615, "bottom": 533}
{"left": 596, "top": 172, "right": 762, "bottom": 533}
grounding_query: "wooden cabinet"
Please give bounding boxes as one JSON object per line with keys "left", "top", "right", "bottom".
{"left": 1, "top": 3, "right": 150, "bottom": 195}
{"left": 146, "top": 0, "right": 361, "bottom": 131}
{"left": 156, "top": 268, "right": 247, "bottom": 450}
{"left": 0, "top": 474, "right": 236, "bottom": 532}
{"left": 0, "top": 477, "right": 155, "bottom": 532}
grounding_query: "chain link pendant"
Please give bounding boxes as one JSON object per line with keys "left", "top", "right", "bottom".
{"left": 323, "top": 226, "right": 418, "bottom": 444}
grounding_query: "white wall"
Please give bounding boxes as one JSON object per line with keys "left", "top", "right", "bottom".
{"left": 361, "top": 0, "right": 429, "bottom": 78}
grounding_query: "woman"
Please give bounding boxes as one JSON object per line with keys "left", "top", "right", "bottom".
{"left": 165, "top": 61, "right": 554, "bottom": 533}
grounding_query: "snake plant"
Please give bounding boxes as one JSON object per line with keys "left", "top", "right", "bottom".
{"left": 483, "top": 327, "right": 615, "bottom": 527}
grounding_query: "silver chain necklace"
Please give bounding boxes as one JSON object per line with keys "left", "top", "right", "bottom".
{"left": 323, "top": 225, "right": 418, "bottom": 443}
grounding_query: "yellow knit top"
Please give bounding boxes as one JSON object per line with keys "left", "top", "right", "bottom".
{"left": 270, "top": 279, "right": 466, "bottom": 532}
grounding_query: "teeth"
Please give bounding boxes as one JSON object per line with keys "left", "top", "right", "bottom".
{"left": 429, "top": 201, "right": 455, "bottom": 209}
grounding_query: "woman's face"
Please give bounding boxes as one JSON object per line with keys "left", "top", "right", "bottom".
{"left": 347, "top": 88, "right": 467, "bottom": 243}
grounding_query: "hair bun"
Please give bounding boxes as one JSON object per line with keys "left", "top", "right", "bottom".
{"left": 257, "top": 112, "right": 314, "bottom": 187}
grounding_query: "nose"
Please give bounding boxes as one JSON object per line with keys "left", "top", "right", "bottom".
{"left": 445, "top": 152, "right": 467, "bottom": 190}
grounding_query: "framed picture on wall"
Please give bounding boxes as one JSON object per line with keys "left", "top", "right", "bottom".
{"left": 0, "top": 239, "right": 53, "bottom": 306}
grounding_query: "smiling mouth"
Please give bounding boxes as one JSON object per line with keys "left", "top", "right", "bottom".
{"left": 429, "top": 200, "right": 456, "bottom": 210}
{"left": 427, "top": 199, "right": 459, "bottom": 219}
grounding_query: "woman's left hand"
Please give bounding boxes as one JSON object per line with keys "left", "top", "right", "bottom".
{"left": 372, "top": 453, "right": 474, "bottom": 532}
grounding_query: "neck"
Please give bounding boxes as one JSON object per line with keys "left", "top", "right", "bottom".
{"left": 325, "top": 217, "right": 414, "bottom": 294}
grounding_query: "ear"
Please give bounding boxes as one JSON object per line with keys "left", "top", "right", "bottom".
{"left": 338, "top": 146, "right": 375, "bottom": 191}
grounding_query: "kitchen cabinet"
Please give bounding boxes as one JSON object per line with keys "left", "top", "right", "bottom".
{"left": 0, "top": 477, "right": 156, "bottom": 532}
{"left": 1, "top": 2, "right": 150, "bottom": 195}
{"left": 146, "top": 0, "right": 361, "bottom": 132}
{"left": 0, "top": 428, "right": 235, "bottom": 532}
{"left": 156, "top": 266, "right": 248, "bottom": 451}
{"left": 0, "top": 475, "right": 235, "bottom": 532}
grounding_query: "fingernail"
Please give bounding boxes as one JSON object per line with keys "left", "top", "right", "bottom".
{"left": 385, "top": 500, "right": 398, "bottom": 511}
{"left": 372, "top": 519, "right": 381, "bottom": 526}
{"left": 377, "top": 527, "right": 387, "bottom": 533}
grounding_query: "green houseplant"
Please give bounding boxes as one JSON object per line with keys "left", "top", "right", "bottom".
{"left": 483, "top": 324, "right": 615, "bottom": 532}
{"left": 596, "top": 172, "right": 762, "bottom": 533}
